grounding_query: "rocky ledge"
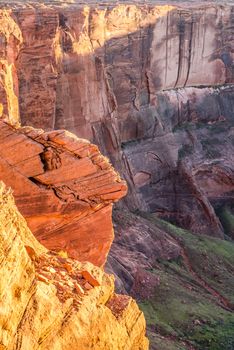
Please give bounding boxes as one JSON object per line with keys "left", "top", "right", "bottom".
{"left": 0, "top": 181, "right": 148, "bottom": 349}
{"left": 0, "top": 120, "right": 127, "bottom": 266}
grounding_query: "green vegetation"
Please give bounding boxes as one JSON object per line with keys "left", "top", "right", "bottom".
{"left": 157, "top": 219, "right": 234, "bottom": 304}
{"left": 137, "top": 214, "right": 234, "bottom": 350}
{"left": 216, "top": 206, "right": 234, "bottom": 239}
{"left": 147, "top": 331, "right": 188, "bottom": 350}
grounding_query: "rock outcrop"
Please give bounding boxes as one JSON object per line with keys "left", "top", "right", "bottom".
{"left": 106, "top": 209, "right": 181, "bottom": 295}
{"left": 0, "top": 181, "right": 148, "bottom": 350}
{"left": 0, "top": 120, "right": 127, "bottom": 266}
{"left": 0, "top": 0, "right": 233, "bottom": 237}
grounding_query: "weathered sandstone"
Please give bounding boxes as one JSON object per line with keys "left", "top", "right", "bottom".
{"left": 0, "top": 1, "right": 232, "bottom": 137}
{"left": 0, "top": 120, "right": 127, "bottom": 266}
{"left": 0, "top": 0, "right": 233, "bottom": 237}
{"left": 0, "top": 181, "right": 148, "bottom": 350}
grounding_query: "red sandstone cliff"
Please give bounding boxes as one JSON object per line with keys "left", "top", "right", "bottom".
{"left": 0, "top": 0, "right": 233, "bottom": 237}
{"left": 0, "top": 2, "right": 232, "bottom": 130}
{"left": 0, "top": 120, "right": 127, "bottom": 266}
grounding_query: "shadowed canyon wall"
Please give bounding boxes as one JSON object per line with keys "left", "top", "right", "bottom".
{"left": 0, "top": 1, "right": 233, "bottom": 237}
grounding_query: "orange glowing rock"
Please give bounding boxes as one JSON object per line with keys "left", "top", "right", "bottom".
{"left": 81, "top": 270, "right": 100, "bottom": 287}
{"left": 74, "top": 282, "right": 85, "bottom": 295}
{"left": 0, "top": 121, "right": 127, "bottom": 267}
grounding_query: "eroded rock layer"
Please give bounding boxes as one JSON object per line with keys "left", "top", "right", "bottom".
{"left": 0, "top": 181, "right": 148, "bottom": 350}
{"left": 0, "top": 120, "right": 127, "bottom": 266}
{"left": 0, "top": 1, "right": 233, "bottom": 236}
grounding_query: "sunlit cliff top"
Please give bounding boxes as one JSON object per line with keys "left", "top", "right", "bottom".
{"left": 0, "top": 0, "right": 233, "bottom": 10}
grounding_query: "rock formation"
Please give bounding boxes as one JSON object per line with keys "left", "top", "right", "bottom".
{"left": 0, "top": 0, "right": 233, "bottom": 237}
{"left": 0, "top": 181, "right": 148, "bottom": 349}
{"left": 106, "top": 209, "right": 181, "bottom": 295}
{"left": 0, "top": 120, "right": 127, "bottom": 266}
{"left": 0, "top": 2, "right": 233, "bottom": 347}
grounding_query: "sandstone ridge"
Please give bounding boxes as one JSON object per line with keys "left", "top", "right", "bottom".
{"left": 0, "top": 181, "right": 148, "bottom": 349}
{"left": 0, "top": 120, "right": 127, "bottom": 266}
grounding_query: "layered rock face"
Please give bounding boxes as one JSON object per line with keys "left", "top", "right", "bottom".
{"left": 0, "top": 120, "right": 127, "bottom": 266}
{"left": 0, "top": 181, "right": 148, "bottom": 350}
{"left": 0, "top": 1, "right": 233, "bottom": 236}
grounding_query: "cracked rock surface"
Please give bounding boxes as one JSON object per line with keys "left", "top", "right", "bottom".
{"left": 0, "top": 120, "right": 127, "bottom": 266}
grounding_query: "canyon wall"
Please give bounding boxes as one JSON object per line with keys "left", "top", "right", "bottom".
{"left": 0, "top": 181, "right": 148, "bottom": 350}
{"left": 0, "top": 1, "right": 233, "bottom": 236}
{"left": 0, "top": 120, "right": 127, "bottom": 266}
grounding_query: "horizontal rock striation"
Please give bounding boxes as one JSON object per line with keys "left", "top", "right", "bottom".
{"left": 0, "top": 181, "right": 148, "bottom": 350}
{"left": 0, "top": 120, "right": 127, "bottom": 266}
{"left": 0, "top": 1, "right": 233, "bottom": 236}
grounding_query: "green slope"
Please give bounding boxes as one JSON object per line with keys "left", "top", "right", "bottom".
{"left": 138, "top": 214, "right": 234, "bottom": 350}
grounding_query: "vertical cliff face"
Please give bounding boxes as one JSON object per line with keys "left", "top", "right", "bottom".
{"left": 0, "top": 1, "right": 233, "bottom": 236}
{"left": 0, "top": 181, "right": 148, "bottom": 350}
{"left": 150, "top": 5, "right": 233, "bottom": 90}
{"left": 0, "top": 9, "right": 22, "bottom": 123}
{"left": 2, "top": 2, "right": 231, "bottom": 136}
